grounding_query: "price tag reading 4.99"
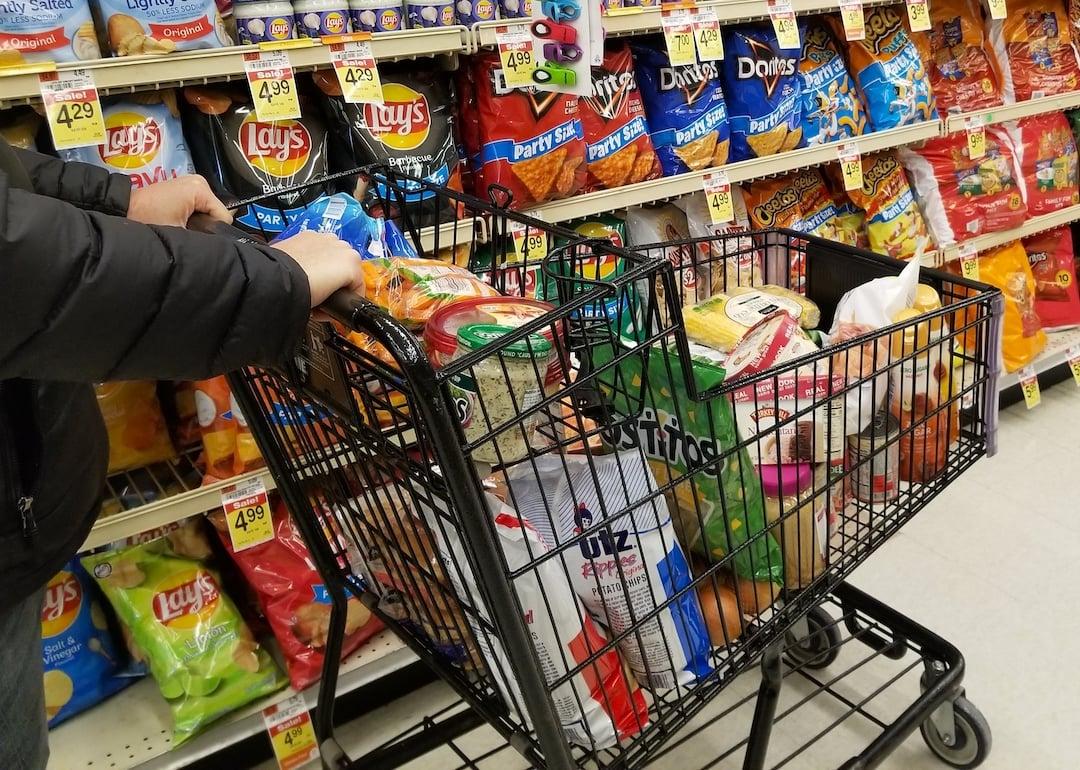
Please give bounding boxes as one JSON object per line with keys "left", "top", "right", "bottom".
{"left": 768, "top": 0, "right": 800, "bottom": 50}
{"left": 510, "top": 223, "right": 548, "bottom": 262}
{"left": 703, "top": 170, "right": 734, "bottom": 224}
{"left": 331, "top": 41, "right": 382, "bottom": 104}
{"left": 244, "top": 50, "right": 302, "bottom": 122}
{"left": 39, "top": 70, "right": 106, "bottom": 151}
{"left": 221, "top": 476, "right": 273, "bottom": 552}
{"left": 662, "top": 9, "right": 697, "bottom": 66}
{"left": 496, "top": 25, "right": 536, "bottom": 89}
{"left": 838, "top": 144, "right": 863, "bottom": 191}
{"left": 263, "top": 694, "right": 319, "bottom": 770}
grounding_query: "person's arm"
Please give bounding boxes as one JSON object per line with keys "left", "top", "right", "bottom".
{"left": 12, "top": 146, "right": 131, "bottom": 215}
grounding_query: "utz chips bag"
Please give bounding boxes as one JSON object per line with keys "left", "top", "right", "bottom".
{"left": 846, "top": 151, "right": 930, "bottom": 259}
{"left": 906, "top": 0, "right": 1003, "bottom": 113}
{"left": 834, "top": 6, "right": 937, "bottom": 131}
{"left": 1005, "top": 112, "right": 1080, "bottom": 215}
{"left": 472, "top": 53, "right": 585, "bottom": 208}
{"left": 82, "top": 525, "right": 287, "bottom": 745}
{"left": 41, "top": 562, "right": 133, "bottom": 727}
{"left": 1023, "top": 227, "right": 1080, "bottom": 330}
{"left": 898, "top": 130, "right": 1026, "bottom": 244}
{"left": 720, "top": 24, "right": 802, "bottom": 161}
{"left": 990, "top": 0, "right": 1080, "bottom": 102}
{"left": 633, "top": 43, "right": 730, "bottom": 175}
{"left": 581, "top": 43, "right": 661, "bottom": 191}
{"left": 675, "top": 188, "right": 763, "bottom": 294}
{"left": 626, "top": 204, "right": 705, "bottom": 305}
{"left": 798, "top": 19, "right": 867, "bottom": 145}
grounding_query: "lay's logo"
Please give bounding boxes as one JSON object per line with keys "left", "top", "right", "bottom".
{"left": 99, "top": 112, "right": 162, "bottom": 170}
{"left": 361, "top": 83, "right": 430, "bottom": 152}
{"left": 41, "top": 571, "right": 82, "bottom": 638}
{"left": 239, "top": 114, "right": 312, "bottom": 178}
{"left": 152, "top": 570, "right": 221, "bottom": 628}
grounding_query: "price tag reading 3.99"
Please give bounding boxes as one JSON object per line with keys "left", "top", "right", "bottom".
{"left": 906, "top": 0, "right": 931, "bottom": 32}
{"left": 221, "top": 477, "right": 274, "bottom": 552}
{"left": 244, "top": 50, "right": 302, "bottom": 122}
{"left": 39, "top": 70, "right": 106, "bottom": 151}
{"left": 331, "top": 40, "right": 383, "bottom": 104}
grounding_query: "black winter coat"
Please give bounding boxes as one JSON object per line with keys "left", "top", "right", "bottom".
{"left": 0, "top": 139, "right": 311, "bottom": 612}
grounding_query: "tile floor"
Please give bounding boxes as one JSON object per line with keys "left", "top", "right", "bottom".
{"left": 299, "top": 383, "right": 1080, "bottom": 770}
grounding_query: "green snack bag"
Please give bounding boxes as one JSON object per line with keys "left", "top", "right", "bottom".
{"left": 595, "top": 341, "right": 784, "bottom": 585}
{"left": 82, "top": 532, "right": 286, "bottom": 745}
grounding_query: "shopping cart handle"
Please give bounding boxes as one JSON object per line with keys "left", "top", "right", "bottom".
{"left": 187, "top": 212, "right": 265, "bottom": 244}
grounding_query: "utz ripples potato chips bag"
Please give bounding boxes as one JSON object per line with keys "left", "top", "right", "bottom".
{"left": 990, "top": 0, "right": 1080, "bottom": 102}
{"left": 1005, "top": 112, "right": 1080, "bottom": 215}
{"left": 845, "top": 151, "right": 930, "bottom": 259}
{"left": 720, "top": 24, "right": 802, "bottom": 162}
{"left": 834, "top": 6, "right": 937, "bottom": 131}
{"left": 798, "top": 18, "right": 867, "bottom": 145}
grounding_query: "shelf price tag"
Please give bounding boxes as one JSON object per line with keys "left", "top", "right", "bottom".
{"left": 837, "top": 144, "right": 862, "bottom": 191}
{"left": 965, "top": 115, "right": 986, "bottom": 160}
{"left": 38, "top": 69, "right": 105, "bottom": 151}
{"left": 221, "top": 476, "right": 273, "bottom": 552}
{"left": 1018, "top": 365, "right": 1040, "bottom": 409}
{"left": 662, "top": 8, "right": 697, "bottom": 66}
{"left": 768, "top": 0, "right": 800, "bottom": 50}
{"left": 1067, "top": 345, "right": 1080, "bottom": 387}
{"left": 496, "top": 24, "right": 536, "bottom": 89}
{"left": 693, "top": 7, "right": 724, "bottom": 61}
{"left": 263, "top": 694, "right": 319, "bottom": 770}
{"left": 330, "top": 40, "right": 383, "bottom": 104}
{"left": 703, "top": 170, "right": 734, "bottom": 224}
{"left": 839, "top": 0, "right": 865, "bottom": 41}
{"left": 987, "top": 0, "right": 1006, "bottom": 19}
{"left": 957, "top": 242, "right": 979, "bottom": 281}
{"left": 244, "top": 50, "right": 301, "bottom": 122}
{"left": 905, "top": 0, "right": 931, "bottom": 32}
{"left": 509, "top": 221, "right": 548, "bottom": 262}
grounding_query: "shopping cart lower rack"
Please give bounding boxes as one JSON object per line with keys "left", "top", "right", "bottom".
{"left": 224, "top": 167, "right": 1003, "bottom": 770}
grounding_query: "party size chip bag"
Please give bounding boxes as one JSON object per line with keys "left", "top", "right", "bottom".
{"left": 798, "top": 18, "right": 867, "bottom": 145}
{"left": 845, "top": 151, "right": 930, "bottom": 259}
{"left": 1023, "top": 226, "right": 1080, "bottom": 330}
{"left": 1004, "top": 112, "right": 1080, "bottom": 215}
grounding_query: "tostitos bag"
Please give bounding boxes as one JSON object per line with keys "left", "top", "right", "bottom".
{"left": 845, "top": 151, "right": 930, "bottom": 259}
{"left": 798, "top": 18, "right": 867, "bottom": 145}
{"left": 990, "top": 0, "right": 1080, "bottom": 102}
{"left": 1005, "top": 112, "right": 1080, "bottom": 215}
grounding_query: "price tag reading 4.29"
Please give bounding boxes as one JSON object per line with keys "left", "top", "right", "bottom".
{"left": 39, "top": 70, "right": 106, "bottom": 151}
{"left": 496, "top": 25, "right": 536, "bottom": 90}
{"left": 263, "top": 694, "right": 319, "bottom": 770}
{"left": 768, "top": 0, "right": 800, "bottom": 50}
{"left": 693, "top": 8, "right": 724, "bottom": 61}
{"left": 244, "top": 50, "right": 302, "bottom": 122}
{"left": 662, "top": 9, "right": 697, "bottom": 66}
{"left": 703, "top": 170, "right": 734, "bottom": 224}
{"left": 221, "top": 476, "right": 273, "bottom": 552}
{"left": 331, "top": 40, "right": 383, "bottom": 104}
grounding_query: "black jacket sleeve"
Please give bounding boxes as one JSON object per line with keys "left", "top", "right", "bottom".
{"left": 12, "top": 147, "right": 131, "bottom": 215}
{"left": 0, "top": 177, "right": 311, "bottom": 383}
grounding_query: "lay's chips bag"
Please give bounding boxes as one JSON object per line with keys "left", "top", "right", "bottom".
{"left": 833, "top": 7, "right": 937, "bottom": 131}
{"left": 845, "top": 151, "right": 930, "bottom": 259}
{"left": 798, "top": 18, "right": 867, "bottom": 145}
{"left": 990, "top": 0, "right": 1080, "bottom": 102}
{"left": 720, "top": 24, "right": 802, "bottom": 161}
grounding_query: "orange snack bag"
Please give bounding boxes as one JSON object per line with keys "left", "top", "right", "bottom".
{"left": 96, "top": 382, "right": 177, "bottom": 474}
{"left": 193, "top": 377, "right": 237, "bottom": 482}
{"left": 989, "top": 0, "right": 1080, "bottom": 102}
{"left": 361, "top": 258, "right": 500, "bottom": 329}
{"left": 845, "top": 152, "right": 930, "bottom": 260}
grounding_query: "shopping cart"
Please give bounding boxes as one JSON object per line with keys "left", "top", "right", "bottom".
{"left": 219, "top": 166, "right": 1002, "bottom": 770}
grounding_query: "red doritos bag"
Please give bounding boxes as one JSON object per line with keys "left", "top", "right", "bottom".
{"left": 579, "top": 43, "right": 660, "bottom": 192}
{"left": 1023, "top": 226, "right": 1080, "bottom": 330}
{"left": 989, "top": 0, "right": 1080, "bottom": 102}
{"left": 1006, "top": 112, "right": 1080, "bottom": 215}
{"left": 472, "top": 53, "right": 586, "bottom": 208}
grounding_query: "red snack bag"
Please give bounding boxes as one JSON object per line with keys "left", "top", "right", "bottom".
{"left": 1006, "top": 112, "right": 1080, "bottom": 215}
{"left": 210, "top": 497, "right": 383, "bottom": 690}
{"left": 1023, "top": 226, "right": 1080, "bottom": 330}
{"left": 472, "top": 53, "right": 586, "bottom": 208}
{"left": 579, "top": 43, "right": 661, "bottom": 192}
{"left": 989, "top": 0, "right": 1080, "bottom": 102}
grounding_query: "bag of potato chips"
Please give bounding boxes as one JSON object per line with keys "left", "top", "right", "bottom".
{"left": 845, "top": 152, "right": 930, "bottom": 259}
{"left": 82, "top": 527, "right": 286, "bottom": 745}
{"left": 990, "top": 0, "right": 1080, "bottom": 103}
{"left": 1023, "top": 226, "right": 1080, "bottom": 330}
{"left": 798, "top": 18, "right": 867, "bottom": 145}
{"left": 675, "top": 188, "right": 763, "bottom": 295}
{"left": 96, "top": 381, "right": 177, "bottom": 474}
{"left": 1004, "top": 112, "right": 1080, "bottom": 215}
{"left": 626, "top": 204, "right": 706, "bottom": 305}
{"left": 720, "top": 23, "right": 802, "bottom": 162}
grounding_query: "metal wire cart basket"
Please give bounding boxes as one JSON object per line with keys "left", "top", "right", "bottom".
{"left": 224, "top": 167, "right": 1003, "bottom": 770}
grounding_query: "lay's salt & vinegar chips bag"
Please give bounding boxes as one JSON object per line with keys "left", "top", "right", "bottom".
{"left": 720, "top": 24, "right": 802, "bottom": 161}
{"left": 990, "top": 0, "right": 1080, "bottom": 102}
{"left": 845, "top": 151, "right": 930, "bottom": 259}
{"left": 798, "top": 18, "right": 867, "bottom": 145}
{"left": 833, "top": 6, "right": 937, "bottom": 131}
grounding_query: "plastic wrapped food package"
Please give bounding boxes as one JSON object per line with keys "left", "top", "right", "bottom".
{"left": 96, "top": 382, "right": 177, "bottom": 474}
{"left": 361, "top": 258, "right": 501, "bottom": 329}
{"left": 683, "top": 290, "right": 816, "bottom": 353}
{"left": 989, "top": 0, "right": 1080, "bottom": 102}
{"left": 1004, "top": 113, "right": 1080, "bottom": 216}
{"left": 797, "top": 18, "right": 867, "bottom": 145}
{"left": 845, "top": 152, "right": 930, "bottom": 260}
{"left": 193, "top": 377, "right": 237, "bottom": 482}
{"left": 1022, "top": 227, "right": 1080, "bottom": 330}
{"left": 626, "top": 205, "right": 704, "bottom": 306}
{"left": 675, "top": 189, "right": 763, "bottom": 294}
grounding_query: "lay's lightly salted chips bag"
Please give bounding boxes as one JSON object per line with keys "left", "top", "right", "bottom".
{"left": 798, "top": 18, "right": 867, "bottom": 145}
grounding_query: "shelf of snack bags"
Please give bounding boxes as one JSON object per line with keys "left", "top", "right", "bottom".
{"left": 943, "top": 90, "right": 1080, "bottom": 135}
{"left": 929, "top": 201, "right": 1080, "bottom": 267}
{"left": 998, "top": 326, "right": 1080, "bottom": 389}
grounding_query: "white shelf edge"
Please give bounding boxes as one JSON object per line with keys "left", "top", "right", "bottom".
{"left": 998, "top": 328, "right": 1080, "bottom": 390}
{"left": 927, "top": 202, "right": 1080, "bottom": 268}
{"left": 944, "top": 91, "right": 1080, "bottom": 133}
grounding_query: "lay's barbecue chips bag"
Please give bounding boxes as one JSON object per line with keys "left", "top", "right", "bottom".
{"left": 798, "top": 18, "right": 867, "bottom": 145}
{"left": 845, "top": 151, "right": 930, "bottom": 259}
{"left": 720, "top": 23, "right": 802, "bottom": 162}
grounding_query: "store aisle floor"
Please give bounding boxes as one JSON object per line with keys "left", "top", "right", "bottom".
{"left": 285, "top": 384, "right": 1080, "bottom": 770}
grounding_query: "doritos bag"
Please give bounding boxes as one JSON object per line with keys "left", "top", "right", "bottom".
{"left": 798, "top": 18, "right": 867, "bottom": 145}
{"left": 96, "top": 382, "right": 177, "bottom": 474}
{"left": 846, "top": 151, "right": 930, "bottom": 259}
{"left": 835, "top": 6, "right": 937, "bottom": 131}
{"left": 720, "top": 24, "right": 802, "bottom": 161}
{"left": 1023, "top": 227, "right": 1080, "bottom": 330}
{"left": 990, "top": 0, "right": 1080, "bottom": 102}
{"left": 41, "top": 562, "right": 133, "bottom": 728}
{"left": 580, "top": 43, "right": 661, "bottom": 191}
{"left": 906, "top": 0, "right": 1003, "bottom": 113}
{"left": 472, "top": 53, "right": 586, "bottom": 208}
{"left": 898, "top": 129, "right": 1026, "bottom": 244}
{"left": 633, "top": 42, "right": 730, "bottom": 175}
{"left": 1005, "top": 112, "right": 1080, "bottom": 215}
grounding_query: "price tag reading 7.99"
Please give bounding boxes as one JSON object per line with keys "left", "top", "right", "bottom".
{"left": 244, "top": 50, "right": 302, "bottom": 122}
{"left": 221, "top": 476, "right": 274, "bottom": 552}
{"left": 38, "top": 70, "right": 106, "bottom": 151}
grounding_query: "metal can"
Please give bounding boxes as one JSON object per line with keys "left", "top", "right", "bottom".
{"left": 848, "top": 410, "right": 900, "bottom": 504}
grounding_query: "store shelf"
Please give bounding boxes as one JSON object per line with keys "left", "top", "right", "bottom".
{"left": 998, "top": 328, "right": 1080, "bottom": 390}
{"left": 944, "top": 91, "right": 1080, "bottom": 134}
{"left": 0, "top": 28, "right": 467, "bottom": 107}
{"left": 527, "top": 120, "right": 942, "bottom": 223}
{"left": 48, "top": 631, "right": 414, "bottom": 770}
{"left": 928, "top": 202, "right": 1080, "bottom": 267}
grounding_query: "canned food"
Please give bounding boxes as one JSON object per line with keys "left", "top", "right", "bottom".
{"left": 848, "top": 410, "right": 900, "bottom": 504}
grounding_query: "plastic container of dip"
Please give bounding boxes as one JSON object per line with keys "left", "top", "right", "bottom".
{"left": 406, "top": 0, "right": 455, "bottom": 28}
{"left": 234, "top": 0, "right": 296, "bottom": 44}
{"left": 293, "top": 0, "right": 350, "bottom": 36}
{"left": 348, "top": 0, "right": 404, "bottom": 31}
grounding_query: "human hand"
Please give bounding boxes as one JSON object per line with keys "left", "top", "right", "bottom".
{"left": 273, "top": 230, "right": 365, "bottom": 309}
{"left": 128, "top": 175, "right": 232, "bottom": 228}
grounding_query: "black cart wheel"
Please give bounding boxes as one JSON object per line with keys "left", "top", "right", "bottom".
{"left": 784, "top": 606, "right": 841, "bottom": 670}
{"left": 920, "top": 696, "right": 992, "bottom": 769}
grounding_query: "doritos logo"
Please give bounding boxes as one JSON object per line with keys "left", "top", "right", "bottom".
{"left": 362, "top": 83, "right": 430, "bottom": 151}
{"left": 239, "top": 114, "right": 312, "bottom": 178}
{"left": 152, "top": 570, "right": 221, "bottom": 628}
{"left": 659, "top": 62, "right": 720, "bottom": 104}
{"left": 585, "top": 70, "right": 637, "bottom": 121}
{"left": 736, "top": 37, "right": 795, "bottom": 100}
{"left": 865, "top": 7, "right": 904, "bottom": 55}
{"left": 1029, "top": 250, "right": 1049, "bottom": 266}
{"left": 99, "top": 112, "right": 162, "bottom": 170}
{"left": 41, "top": 571, "right": 82, "bottom": 638}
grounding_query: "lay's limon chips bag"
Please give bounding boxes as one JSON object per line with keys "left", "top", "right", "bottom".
{"left": 845, "top": 151, "right": 930, "bottom": 259}
{"left": 832, "top": 7, "right": 937, "bottom": 131}
{"left": 798, "top": 18, "right": 867, "bottom": 145}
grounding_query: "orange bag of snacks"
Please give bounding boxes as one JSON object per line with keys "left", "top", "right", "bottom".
{"left": 1005, "top": 112, "right": 1080, "bottom": 215}
{"left": 989, "top": 0, "right": 1080, "bottom": 102}
{"left": 361, "top": 258, "right": 500, "bottom": 329}
{"left": 193, "top": 377, "right": 237, "bottom": 483}
{"left": 845, "top": 152, "right": 931, "bottom": 260}
{"left": 96, "top": 382, "right": 177, "bottom": 474}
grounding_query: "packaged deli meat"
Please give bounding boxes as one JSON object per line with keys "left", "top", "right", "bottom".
{"left": 94, "top": 0, "right": 232, "bottom": 55}
{"left": 0, "top": 0, "right": 100, "bottom": 64}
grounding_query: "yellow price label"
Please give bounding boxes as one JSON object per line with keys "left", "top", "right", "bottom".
{"left": 958, "top": 244, "right": 980, "bottom": 280}
{"left": 693, "top": 9, "right": 724, "bottom": 61}
{"left": 1018, "top": 366, "right": 1040, "bottom": 409}
{"left": 39, "top": 70, "right": 106, "bottom": 151}
{"left": 966, "top": 121, "right": 986, "bottom": 160}
{"left": 512, "top": 227, "right": 548, "bottom": 262}
{"left": 244, "top": 51, "right": 302, "bottom": 122}
{"left": 496, "top": 25, "right": 536, "bottom": 89}
{"left": 987, "top": 0, "right": 1006, "bottom": 19}
{"left": 221, "top": 477, "right": 274, "bottom": 552}
{"left": 331, "top": 41, "right": 383, "bottom": 104}
{"left": 769, "top": 0, "right": 800, "bottom": 50}
{"left": 663, "top": 10, "right": 697, "bottom": 66}
{"left": 1068, "top": 345, "right": 1080, "bottom": 387}
{"left": 703, "top": 171, "right": 734, "bottom": 224}
{"left": 906, "top": 0, "right": 931, "bottom": 32}
{"left": 264, "top": 694, "right": 319, "bottom": 770}
{"left": 838, "top": 145, "right": 862, "bottom": 191}
{"left": 839, "top": 0, "right": 865, "bottom": 41}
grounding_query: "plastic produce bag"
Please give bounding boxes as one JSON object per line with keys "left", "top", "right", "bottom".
{"left": 361, "top": 258, "right": 500, "bottom": 329}
{"left": 96, "top": 382, "right": 177, "bottom": 474}
{"left": 1023, "top": 227, "right": 1080, "bottom": 330}
{"left": 273, "top": 193, "right": 386, "bottom": 258}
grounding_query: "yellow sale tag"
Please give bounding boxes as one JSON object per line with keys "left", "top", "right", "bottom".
{"left": 965, "top": 117, "right": 986, "bottom": 160}
{"left": 839, "top": 0, "right": 865, "bottom": 41}
{"left": 1018, "top": 366, "right": 1040, "bottom": 409}
{"left": 693, "top": 8, "right": 723, "bottom": 61}
{"left": 1068, "top": 345, "right": 1080, "bottom": 387}
{"left": 510, "top": 223, "right": 548, "bottom": 262}
{"left": 244, "top": 51, "right": 302, "bottom": 122}
{"left": 838, "top": 145, "right": 862, "bottom": 191}
{"left": 496, "top": 25, "right": 536, "bottom": 89}
{"left": 264, "top": 694, "right": 319, "bottom": 770}
{"left": 987, "top": 0, "right": 1005, "bottom": 20}
{"left": 958, "top": 244, "right": 979, "bottom": 281}
{"left": 769, "top": 0, "right": 800, "bottom": 50}
{"left": 39, "top": 70, "right": 106, "bottom": 151}
{"left": 330, "top": 41, "right": 383, "bottom": 104}
{"left": 906, "top": 0, "right": 931, "bottom": 32}
{"left": 663, "top": 10, "right": 697, "bottom": 66}
{"left": 222, "top": 477, "right": 274, "bottom": 552}
{"left": 703, "top": 171, "right": 734, "bottom": 224}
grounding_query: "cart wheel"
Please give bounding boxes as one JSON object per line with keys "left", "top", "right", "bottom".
{"left": 784, "top": 606, "right": 841, "bottom": 670}
{"left": 920, "top": 696, "right": 992, "bottom": 769}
